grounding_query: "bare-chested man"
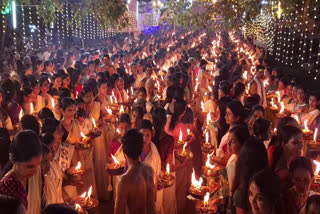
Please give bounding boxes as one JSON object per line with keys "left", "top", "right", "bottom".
{"left": 114, "top": 129, "right": 156, "bottom": 214}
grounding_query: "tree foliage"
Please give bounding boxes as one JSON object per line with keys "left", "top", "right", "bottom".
{"left": 162, "top": 0, "right": 320, "bottom": 32}
{"left": 0, "top": 0, "right": 128, "bottom": 29}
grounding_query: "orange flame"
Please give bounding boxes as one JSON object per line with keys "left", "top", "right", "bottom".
{"left": 187, "top": 129, "right": 190, "bottom": 136}
{"left": 105, "top": 107, "right": 112, "bottom": 115}
{"left": 19, "top": 109, "right": 24, "bottom": 121}
{"left": 75, "top": 204, "right": 82, "bottom": 212}
{"left": 87, "top": 186, "right": 92, "bottom": 201}
{"left": 80, "top": 132, "right": 87, "bottom": 140}
{"left": 279, "top": 102, "right": 284, "bottom": 114}
{"left": 303, "top": 120, "right": 310, "bottom": 133}
{"left": 80, "top": 191, "right": 86, "bottom": 198}
{"left": 203, "top": 192, "right": 210, "bottom": 207}
{"left": 111, "top": 154, "right": 120, "bottom": 167}
{"left": 313, "top": 160, "right": 320, "bottom": 176}
{"left": 205, "top": 132, "right": 210, "bottom": 145}
{"left": 182, "top": 143, "right": 187, "bottom": 156}
{"left": 191, "top": 168, "right": 203, "bottom": 190}
{"left": 51, "top": 98, "right": 55, "bottom": 109}
{"left": 92, "top": 117, "right": 97, "bottom": 128}
{"left": 30, "top": 103, "right": 34, "bottom": 114}
{"left": 75, "top": 161, "right": 81, "bottom": 172}
{"left": 119, "top": 105, "right": 124, "bottom": 114}
{"left": 314, "top": 128, "right": 318, "bottom": 143}
{"left": 206, "top": 154, "right": 215, "bottom": 169}
{"left": 166, "top": 164, "right": 170, "bottom": 176}
{"left": 242, "top": 70, "right": 248, "bottom": 80}
{"left": 293, "top": 114, "right": 300, "bottom": 124}
{"left": 179, "top": 129, "right": 183, "bottom": 142}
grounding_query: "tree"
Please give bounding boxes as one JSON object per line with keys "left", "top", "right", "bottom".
{"left": 0, "top": 0, "right": 129, "bottom": 29}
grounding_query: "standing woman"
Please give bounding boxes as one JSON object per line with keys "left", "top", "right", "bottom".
{"left": 19, "top": 88, "right": 34, "bottom": 115}
{"left": 0, "top": 89, "right": 14, "bottom": 130}
{"left": 1, "top": 80, "right": 20, "bottom": 126}
{"left": 36, "top": 77, "right": 53, "bottom": 113}
{"left": 0, "top": 130, "right": 43, "bottom": 212}
{"left": 212, "top": 100, "right": 245, "bottom": 166}
{"left": 78, "top": 86, "right": 109, "bottom": 201}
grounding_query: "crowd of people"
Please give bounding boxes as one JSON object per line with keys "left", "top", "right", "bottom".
{"left": 0, "top": 29, "right": 320, "bottom": 214}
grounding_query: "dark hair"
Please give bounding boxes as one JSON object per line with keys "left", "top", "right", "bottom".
{"left": 60, "top": 97, "right": 76, "bottom": 110}
{"left": 251, "top": 105, "right": 264, "bottom": 116}
{"left": 227, "top": 100, "right": 245, "bottom": 121}
{"left": 0, "top": 128, "right": 10, "bottom": 169}
{"left": 38, "top": 107, "right": 54, "bottom": 121}
{"left": 234, "top": 137, "right": 268, "bottom": 209}
{"left": 249, "top": 169, "right": 283, "bottom": 214}
{"left": 42, "top": 118, "right": 60, "bottom": 134}
{"left": 244, "top": 96, "right": 259, "bottom": 110}
{"left": 40, "top": 133, "right": 55, "bottom": 148}
{"left": 165, "top": 86, "right": 175, "bottom": 104}
{"left": 306, "top": 195, "right": 320, "bottom": 213}
{"left": 119, "top": 113, "right": 131, "bottom": 125}
{"left": 10, "top": 130, "right": 42, "bottom": 162}
{"left": 229, "top": 124, "right": 250, "bottom": 146}
{"left": 97, "top": 79, "right": 108, "bottom": 88}
{"left": 122, "top": 129, "right": 143, "bottom": 160}
{"left": 137, "top": 87, "right": 147, "bottom": 95}
{"left": 169, "top": 100, "right": 186, "bottom": 130}
{"left": 132, "top": 106, "right": 144, "bottom": 119}
{"left": 76, "top": 108, "right": 86, "bottom": 118}
{"left": 20, "top": 115, "right": 40, "bottom": 135}
{"left": 19, "top": 87, "right": 33, "bottom": 105}
{"left": 42, "top": 203, "right": 78, "bottom": 214}
{"left": 234, "top": 82, "right": 245, "bottom": 99}
{"left": 39, "top": 76, "right": 49, "bottom": 87}
{"left": 139, "top": 119, "right": 153, "bottom": 131}
{"left": 0, "top": 194, "right": 22, "bottom": 214}
{"left": 181, "top": 107, "right": 194, "bottom": 124}
{"left": 152, "top": 107, "right": 167, "bottom": 141}
{"left": 253, "top": 119, "right": 271, "bottom": 140}
{"left": 289, "top": 156, "right": 313, "bottom": 178}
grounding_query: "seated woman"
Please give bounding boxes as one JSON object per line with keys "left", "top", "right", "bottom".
{"left": 270, "top": 126, "right": 303, "bottom": 190}
{"left": 0, "top": 130, "right": 43, "bottom": 211}
{"left": 35, "top": 77, "right": 54, "bottom": 112}
{"left": 1, "top": 79, "right": 21, "bottom": 126}
{"left": 248, "top": 169, "right": 285, "bottom": 214}
{"left": 227, "top": 124, "right": 250, "bottom": 196}
{"left": 301, "top": 92, "right": 320, "bottom": 131}
{"left": 233, "top": 137, "right": 269, "bottom": 214}
{"left": 131, "top": 106, "right": 143, "bottom": 129}
{"left": 19, "top": 88, "right": 34, "bottom": 115}
{"left": 285, "top": 157, "right": 313, "bottom": 214}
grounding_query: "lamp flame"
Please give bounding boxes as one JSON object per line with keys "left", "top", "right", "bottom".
{"left": 314, "top": 160, "right": 320, "bottom": 176}
{"left": 92, "top": 117, "right": 97, "bottom": 128}
{"left": 179, "top": 129, "right": 183, "bottom": 142}
{"left": 19, "top": 109, "right": 24, "bottom": 121}
{"left": 201, "top": 101, "right": 205, "bottom": 112}
{"left": 111, "top": 154, "right": 120, "bottom": 167}
{"left": 206, "top": 154, "right": 215, "bottom": 169}
{"left": 203, "top": 192, "right": 210, "bottom": 207}
{"left": 51, "top": 98, "right": 55, "bottom": 109}
{"left": 75, "top": 161, "right": 81, "bottom": 172}
{"left": 182, "top": 143, "right": 187, "bottom": 156}
{"left": 293, "top": 114, "right": 300, "bottom": 124}
{"left": 206, "top": 111, "right": 212, "bottom": 125}
{"left": 276, "top": 91, "right": 281, "bottom": 103}
{"left": 119, "top": 105, "right": 124, "bottom": 114}
{"left": 75, "top": 204, "right": 82, "bottom": 212}
{"left": 30, "top": 103, "right": 34, "bottom": 114}
{"left": 314, "top": 128, "right": 318, "bottom": 143}
{"left": 80, "top": 132, "right": 87, "bottom": 140}
{"left": 303, "top": 120, "right": 310, "bottom": 133}
{"left": 166, "top": 164, "right": 170, "bottom": 176}
{"left": 105, "top": 107, "right": 113, "bottom": 115}
{"left": 279, "top": 102, "right": 284, "bottom": 114}
{"left": 191, "top": 168, "right": 203, "bottom": 190}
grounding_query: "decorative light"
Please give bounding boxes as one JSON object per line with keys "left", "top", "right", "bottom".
{"left": 11, "top": 0, "right": 16, "bottom": 29}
